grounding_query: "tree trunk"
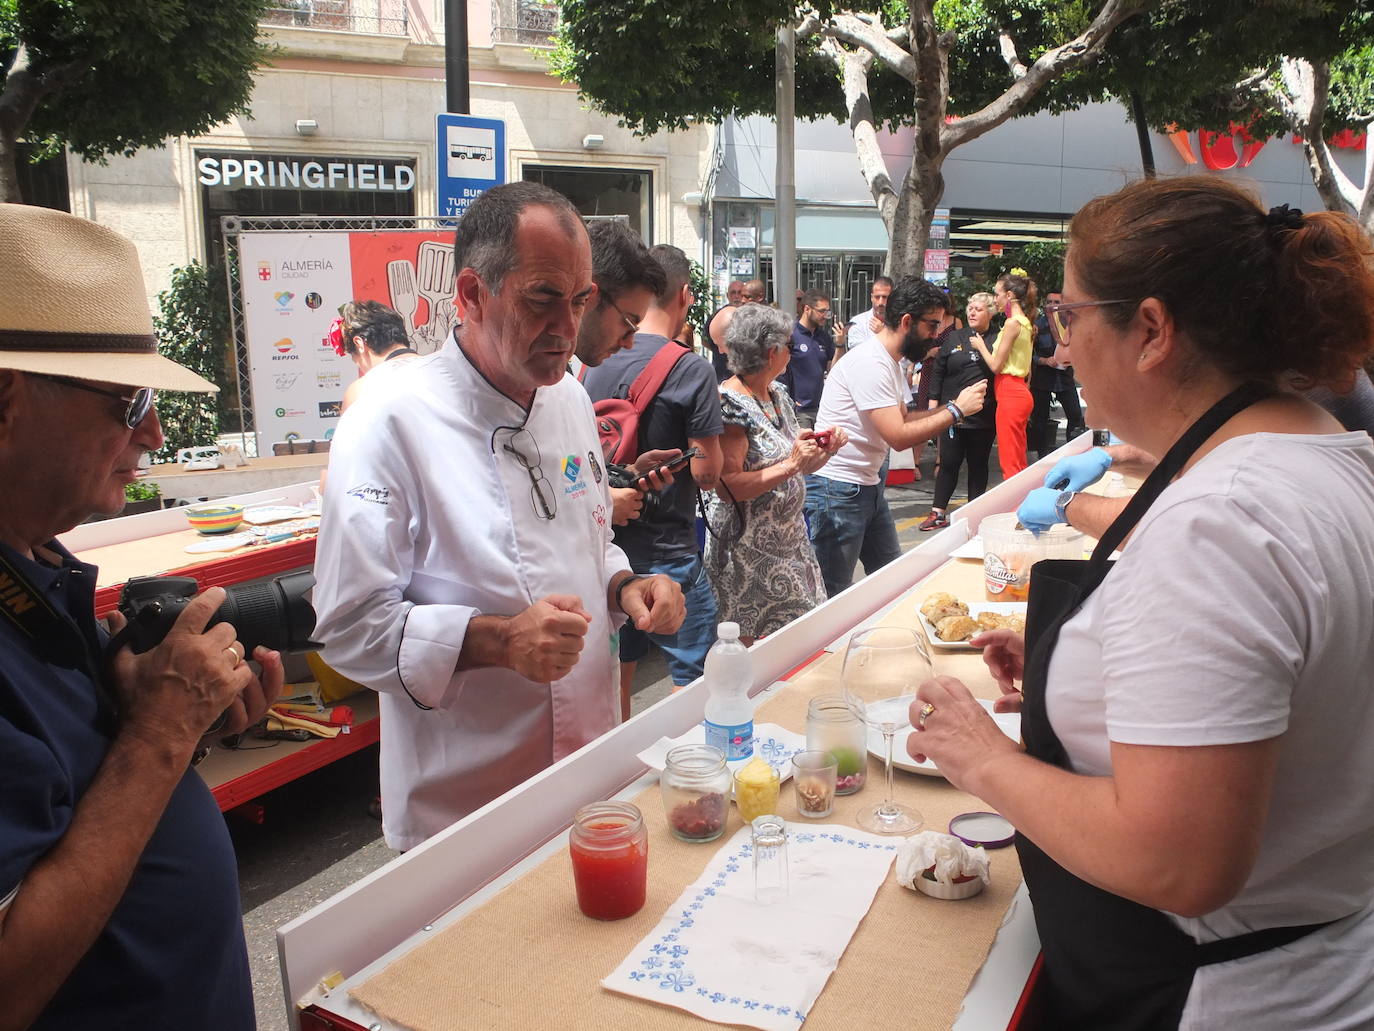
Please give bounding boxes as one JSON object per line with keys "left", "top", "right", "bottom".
{"left": 1129, "top": 91, "right": 1156, "bottom": 178}
{"left": 0, "top": 44, "right": 69, "bottom": 204}
{"left": 888, "top": 151, "right": 943, "bottom": 278}
{"left": 0, "top": 129, "right": 21, "bottom": 204}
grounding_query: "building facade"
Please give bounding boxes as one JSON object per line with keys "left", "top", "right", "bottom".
{"left": 49, "top": 0, "right": 713, "bottom": 307}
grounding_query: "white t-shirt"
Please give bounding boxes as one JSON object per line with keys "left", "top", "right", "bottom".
{"left": 814, "top": 338, "right": 905, "bottom": 486}
{"left": 846, "top": 307, "right": 878, "bottom": 349}
{"left": 1048, "top": 431, "right": 1374, "bottom": 1028}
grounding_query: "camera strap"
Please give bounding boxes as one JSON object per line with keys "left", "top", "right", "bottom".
{"left": 0, "top": 547, "right": 105, "bottom": 685}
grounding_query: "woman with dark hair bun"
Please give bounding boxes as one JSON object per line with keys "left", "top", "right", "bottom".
{"left": 969, "top": 269, "right": 1037, "bottom": 477}
{"left": 330, "top": 299, "right": 418, "bottom": 412}
{"left": 910, "top": 176, "right": 1374, "bottom": 1030}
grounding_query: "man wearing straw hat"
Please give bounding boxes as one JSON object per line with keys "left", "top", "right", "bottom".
{"left": 0, "top": 203, "right": 279, "bottom": 1029}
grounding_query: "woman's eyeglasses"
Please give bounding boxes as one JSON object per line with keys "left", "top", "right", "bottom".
{"left": 493, "top": 425, "right": 557, "bottom": 520}
{"left": 29, "top": 373, "right": 155, "bottom": 429}
{"left": 1043, "top": 299, "right": 1133, "bottom": 348}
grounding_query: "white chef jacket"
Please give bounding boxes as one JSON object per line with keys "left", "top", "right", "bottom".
{"left": 313, "top": 335, "right": 629, "bottom": 851}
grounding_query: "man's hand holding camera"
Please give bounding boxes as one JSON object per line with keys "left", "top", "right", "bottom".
{"left": 106, "top": 587, "right": 281, "bottom": 758}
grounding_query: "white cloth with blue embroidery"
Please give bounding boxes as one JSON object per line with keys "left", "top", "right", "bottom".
{"left": 602, "top": 822, "right": 898, "bottom": 1029}
{"left": 636, "top": 722, "right": 807, "bottom": 784}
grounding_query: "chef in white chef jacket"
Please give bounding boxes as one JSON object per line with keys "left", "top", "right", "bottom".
{"left": 313, "top": 183, "right": 686, "bottom": 851}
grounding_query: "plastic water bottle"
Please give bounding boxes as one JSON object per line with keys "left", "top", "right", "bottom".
{"left": 703, "top": 622, "right": 754, "bottom": 762}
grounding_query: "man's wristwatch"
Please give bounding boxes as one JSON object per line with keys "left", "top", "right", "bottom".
{"left": 1055, "top": 489, "right": 1078, "bottom": 524}
{"left": 613, "top": 573, "right": 647, "bottom": 613}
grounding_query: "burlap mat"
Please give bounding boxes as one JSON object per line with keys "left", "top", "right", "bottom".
{"left": 351, "top": 558, "right": 1022, "bottom": 1030}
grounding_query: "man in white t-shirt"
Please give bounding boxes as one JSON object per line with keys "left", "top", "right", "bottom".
{"left": 843, "top": 275, "right": 894, "bottom": 351}
{"left": 805, "top": 277, "right": 987, "bottom": 598}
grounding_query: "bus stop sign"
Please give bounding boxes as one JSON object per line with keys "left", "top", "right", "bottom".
{"left": 436, "top": 114, "right": 506, "bottom": 221}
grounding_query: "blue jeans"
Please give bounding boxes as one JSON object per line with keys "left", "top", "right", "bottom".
{"left": 618, "top": 554, "right": 718, "bottom": 686}
{"left": 803, "top": 473, "right": 901, "bottom": 600}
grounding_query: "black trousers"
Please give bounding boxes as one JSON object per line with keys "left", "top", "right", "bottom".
{"left": 933, "top": 427, "right": 995, "bottom": 510}
{"left": 1030, "top": 385, "right": 1085, "bottom": 458}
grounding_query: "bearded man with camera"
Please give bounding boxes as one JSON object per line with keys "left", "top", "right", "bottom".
{"left": 0, "top": 204, "right": 280, "bottom": 1030}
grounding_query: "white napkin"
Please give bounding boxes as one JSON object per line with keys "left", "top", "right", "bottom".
{"left": 894, "top": 831, "right": 991, "bottom": 889}
{"left": 603, "top": 822, "right": 898, "bottom": 1030}
{"left": 637, "top": 723, "right": 808, "bottom": 784}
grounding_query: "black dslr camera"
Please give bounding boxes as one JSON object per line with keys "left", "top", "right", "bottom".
{"left": 115, "top": 570, "right": 320, "bottom": 655}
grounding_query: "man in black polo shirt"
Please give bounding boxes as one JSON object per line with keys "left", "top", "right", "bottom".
{"left": 581, "top": 245, "right": 724, "bottom": 696}
{"left": 781, "top": 289, "right": 836, "bottom": 428}
{"left": 0, "top": 204, "right": 278, "bottom": 1030}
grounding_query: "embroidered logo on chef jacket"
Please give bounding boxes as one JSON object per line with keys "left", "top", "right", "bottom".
{"left": 561, "top": 455, "right": 588, "bottom": 501}
{"left": 346, "top": 483, "right": 391, "bottom": 505}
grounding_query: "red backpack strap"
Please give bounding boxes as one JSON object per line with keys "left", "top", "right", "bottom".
{"left": 626, "top": 342, "right": 690, "bottom": 413}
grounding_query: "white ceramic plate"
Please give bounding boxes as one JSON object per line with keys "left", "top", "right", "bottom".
{"left": 243, "top": 505, "right": 307, "bottom": 525}
{"left": 918, "top": 601, "right": 1027, "bottom": 652}
{"left": 867, "top": 699, "right": 1021, "bottom": 778}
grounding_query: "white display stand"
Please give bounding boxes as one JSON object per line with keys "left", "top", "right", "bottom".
{"left": 277, "top": 444, "right": 1088, "bottom": 1029}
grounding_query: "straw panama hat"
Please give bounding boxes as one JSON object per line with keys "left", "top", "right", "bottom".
{"left": 0, "top": 204, "right": 217, "bottom": 393}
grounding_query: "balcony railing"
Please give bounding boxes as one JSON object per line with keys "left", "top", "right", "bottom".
{"left": 491, "top": 0, "right": 559, "bottom": 45}
{"left": 263, "top": 0, "right": 408, "bottom": 35}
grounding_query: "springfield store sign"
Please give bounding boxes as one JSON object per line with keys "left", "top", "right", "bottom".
{"left": 197, "top": 152, "right": 415, "bottom": 192}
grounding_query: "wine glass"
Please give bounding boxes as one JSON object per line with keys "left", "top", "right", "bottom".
{"left": 842, "top": 626, "right": 932, "bottom": 835}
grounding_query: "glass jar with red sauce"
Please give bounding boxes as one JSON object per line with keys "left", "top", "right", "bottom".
{"left": 569, "top": 801, "right": 648, "bottom": 921}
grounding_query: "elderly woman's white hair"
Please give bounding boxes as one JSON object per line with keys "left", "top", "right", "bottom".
{"left": 725, "top": 303, "right": 793, "bottom": 376}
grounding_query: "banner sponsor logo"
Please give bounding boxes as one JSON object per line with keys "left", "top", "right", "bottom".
{"left": 318, "top": 400, "right": 342, "bottom": 419}
{"left": 316, "top": 371, "right": 342, "bottom": 389}
{"left": 274, "top": 373, "right": 301, "bottom": 390}
{"left": 275, "top": 406, "right": 307, "bottom": 419}
{"left": 258, "top": 262, "right": 272, "bottom": 281}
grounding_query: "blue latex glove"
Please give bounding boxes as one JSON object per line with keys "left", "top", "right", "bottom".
{"left": 1043, "top": 447, "right": 1112, "bottom": 492}
{"left": 1017, "top": 486, "right": 1063, "bottom": 535}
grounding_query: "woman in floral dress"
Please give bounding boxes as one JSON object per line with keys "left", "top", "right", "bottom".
{"left": 705, "top": 305, "right": 847, "bottom": 643}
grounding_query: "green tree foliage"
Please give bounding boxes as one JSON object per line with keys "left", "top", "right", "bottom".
{"left": 551, "top": 0, "right": 1158, "bottom": 276}
{"left": 686, "top": 258, "right": 712, "bottom": 339}
{"left": 981, "top": 240, "right": 1066, "bottom": 294}
{"left": 1091, "top": 0, "right": 1368, "bottom": 139}
{"left": 152, "top": 262, "right": 234, "bottom": 461}
{"left": 0, "top": 0, "right": 272, "bottom": 201}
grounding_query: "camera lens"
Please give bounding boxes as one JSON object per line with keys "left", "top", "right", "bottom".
{"left": 215, "top": 570, "right": 318, "bottom": 654}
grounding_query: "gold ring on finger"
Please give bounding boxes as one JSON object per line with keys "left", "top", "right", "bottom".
{"left": 918, "top": 701, "right": 936, "bottom": 727}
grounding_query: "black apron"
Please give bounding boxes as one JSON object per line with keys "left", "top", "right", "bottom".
{"left": 1015, "top": 383, "right": 1333, "bottom": 1030}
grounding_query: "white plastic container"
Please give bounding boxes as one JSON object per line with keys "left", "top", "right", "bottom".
{"left": 702, "top": 622, "right": 754, "bottom": 762}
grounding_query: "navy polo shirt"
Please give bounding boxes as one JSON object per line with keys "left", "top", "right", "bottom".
{"left": 0, "top": 541, "right": 252, "bottom": 1030}
{"left": 781, "top": 320, "right": 835, "bottom": 410}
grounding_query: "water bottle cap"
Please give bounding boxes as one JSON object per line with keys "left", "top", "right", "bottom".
{"left": 717, "top": 622, "right": 740, "bottom": 640}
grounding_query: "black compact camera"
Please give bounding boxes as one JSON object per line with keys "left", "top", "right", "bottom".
{"left": 115, "top": 570, "right": 320, "bottom": 656}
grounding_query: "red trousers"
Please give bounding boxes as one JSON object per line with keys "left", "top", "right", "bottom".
{"left": 994, "top": 373, "right": 1034, "bottom": 479}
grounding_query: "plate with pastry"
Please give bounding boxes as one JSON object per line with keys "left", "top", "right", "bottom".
{"left": 917, "top": 594, "right": 1027, "bottom": 651}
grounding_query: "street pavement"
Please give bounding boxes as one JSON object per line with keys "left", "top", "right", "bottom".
{"left": 233, "top": 434, "right": 1022, "bottom": 1030}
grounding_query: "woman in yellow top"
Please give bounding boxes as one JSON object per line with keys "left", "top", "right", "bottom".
{"left": 971, "top": 271, "right": 1037, "bottom": 477}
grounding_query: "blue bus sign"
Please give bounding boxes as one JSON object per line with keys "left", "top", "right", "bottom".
{"left": 436, "top": 114, "right": 506, "bottom": 220}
